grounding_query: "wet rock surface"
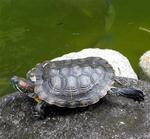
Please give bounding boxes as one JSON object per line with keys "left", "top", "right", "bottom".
{"left": 0, "top": 77, "right": 150, "bottom": 139}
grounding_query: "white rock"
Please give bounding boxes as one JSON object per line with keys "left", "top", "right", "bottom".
{"left": 139, "top": 50, "right": 150, "bottom": 80}
{"left": 52, "top": 48, "right": 137, "bottom": 79}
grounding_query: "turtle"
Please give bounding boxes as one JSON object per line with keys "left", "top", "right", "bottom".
{"left": 11, "top": 57, "right": 144, "bottom": 119}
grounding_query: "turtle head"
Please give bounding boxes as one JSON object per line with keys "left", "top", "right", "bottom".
{"left": 11, "top": 76, "right": 34, "bottom": 94}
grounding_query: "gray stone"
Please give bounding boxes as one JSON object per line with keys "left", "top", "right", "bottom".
{"left": 0, "top": 77, "right": 150, "bottom": 139}
{"left": 139, "top": 50, "right": 150, "bottom": 81}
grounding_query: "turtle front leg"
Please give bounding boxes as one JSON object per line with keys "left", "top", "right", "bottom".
{"left": 34, "top": 101, "right": 47, "bottom": 119}
{"left": 33, "top": 96, "right": 47, "bottom": 119}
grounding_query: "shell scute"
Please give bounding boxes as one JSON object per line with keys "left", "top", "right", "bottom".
{"left": 66, "top": 76, "right": 78, "bottom": 92}
{"left": 72, "top": 65, "right": 82, "bottom": 76}
{"left": 49, "top": 75, "right": 63, "bottom": 91}
{"left": 78, "top": 74, "right": 92, "bottom": 89}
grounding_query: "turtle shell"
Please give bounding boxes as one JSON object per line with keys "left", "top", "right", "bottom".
{"left": 28, "top": 57, "right": 115, "bottom": 108}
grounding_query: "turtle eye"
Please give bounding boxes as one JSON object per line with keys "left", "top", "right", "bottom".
{"left": 11, "top": 76, "right": 18, "bottom": 85}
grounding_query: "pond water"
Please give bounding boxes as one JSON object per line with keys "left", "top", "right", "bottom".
{"left": 0, "top": 0, "right": 150, "bottom": 96}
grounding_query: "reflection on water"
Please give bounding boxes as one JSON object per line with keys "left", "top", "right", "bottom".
{"left": 0, "top": 0, "right": 150, "bottom": 96}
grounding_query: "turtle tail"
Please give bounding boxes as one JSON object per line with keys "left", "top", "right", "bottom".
{"left": 109, "top": 87, "right": 144, "bottom": 102}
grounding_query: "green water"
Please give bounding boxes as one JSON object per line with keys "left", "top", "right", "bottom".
{"left": 0, "top": 0, "right": 150, "bottom": 96}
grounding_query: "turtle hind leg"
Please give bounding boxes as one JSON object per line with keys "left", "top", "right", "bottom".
{"left": 110, "top": 87, "right": 144, "bottom": 102}
{"left": 33, "top": 101, "right": 47, "bottom": 119}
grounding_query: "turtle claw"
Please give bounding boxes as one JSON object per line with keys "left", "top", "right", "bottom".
{"left": 33, "top": 113, "right": 45, "bottom": 120}
{"left": 33, "top": 110, "right": 46, "bottom": 119}
{"left": 133, "top": 90, "right": 145, "bottom": 103}
{"left": 125, "top": 88, "right": 144, "bottom": 103}
{"left": 33, "top": 111, "right": 40, "bottom": 117}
